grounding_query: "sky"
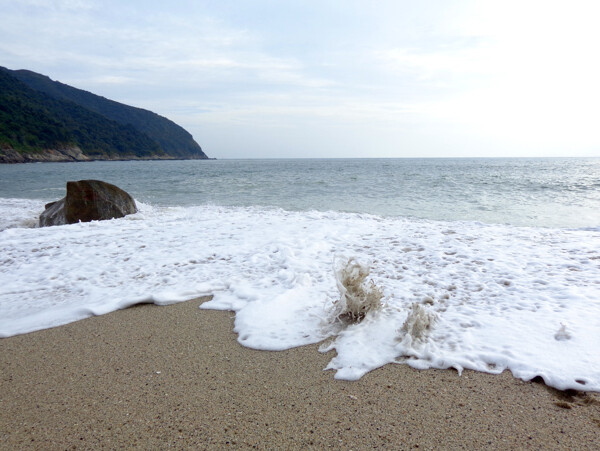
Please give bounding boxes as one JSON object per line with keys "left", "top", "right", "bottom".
{"left": 1, "top": 0, "right": 600, "bottom": 159}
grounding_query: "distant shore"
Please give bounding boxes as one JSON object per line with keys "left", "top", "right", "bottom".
{"left": 0, "top": 147, "right": 212, "bottom": 164}
{"left": 1, "top": 297, "right": 599, "bottom": 449}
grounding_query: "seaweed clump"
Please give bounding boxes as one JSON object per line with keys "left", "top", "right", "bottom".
{"left": 400, "top": 303, "right": 437, "bottom": 343}
{"left": 332, "top": 256, "right": 383, "bottom": 323}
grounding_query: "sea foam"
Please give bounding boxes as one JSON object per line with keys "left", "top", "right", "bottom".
{"left": 0, "top": 200, "right": 599, "bottom": 391}
{"left": 0, "top": 198, "right": 45, "bottom": 231}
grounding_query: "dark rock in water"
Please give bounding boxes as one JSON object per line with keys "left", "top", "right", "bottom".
{"left": 39, "top": 180, "right": 137, "bottom": 227}
{"left": 39, "top": 199, "right": 67, "bottom": 227}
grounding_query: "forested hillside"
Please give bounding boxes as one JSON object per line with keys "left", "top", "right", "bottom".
{"left": 0, "top": 67, "right": 207, "bottom": 162}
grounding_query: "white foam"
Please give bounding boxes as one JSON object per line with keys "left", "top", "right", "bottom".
{"left": 0, "top": 198, "right": 46, "bottom": 231}
{"left": 1, "top": 200, "right": 599, "bottom": 391}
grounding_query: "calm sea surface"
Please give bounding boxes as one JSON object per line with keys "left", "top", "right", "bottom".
{"left": 1, "top": 158, "right": 599, "bottom": 228}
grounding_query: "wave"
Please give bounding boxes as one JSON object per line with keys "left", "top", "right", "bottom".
{"left": 0, "top": 198, "right": 46, "bottom": 231}
{"left": 1, "top": 201, "right": 599, "bottom": 391}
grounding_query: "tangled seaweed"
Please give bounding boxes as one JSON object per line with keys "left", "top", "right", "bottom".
{"left": 332, "top": 256, "right": 383, "bottom": 323}
{"left": 400, "top": 302, "right": 437, "bottom": 343}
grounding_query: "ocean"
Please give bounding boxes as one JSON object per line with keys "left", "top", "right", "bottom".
{"left": 1, "top": 158, "right": 599, "bottom": 391}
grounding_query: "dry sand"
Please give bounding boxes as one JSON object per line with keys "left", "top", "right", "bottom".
{"left": 1, "top": 297, "right": 599, "bottom": 450}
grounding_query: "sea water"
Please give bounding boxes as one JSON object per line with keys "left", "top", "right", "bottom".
{"left": 0, "top": 158, "right": 599, "bottom": 391}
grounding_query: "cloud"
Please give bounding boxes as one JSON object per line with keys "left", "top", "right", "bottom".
{"left": 1, "top": 0, "right": 599, "bottom": 158}
{"left": 375, "top": 42, "right": 494, "bottom": 81}
{"left": 89, "top": 75, "right": 136, "bottom": 85}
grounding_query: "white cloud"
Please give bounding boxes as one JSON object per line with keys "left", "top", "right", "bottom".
{"left": 89, "top": 75, "right": 136, "bottom": 85}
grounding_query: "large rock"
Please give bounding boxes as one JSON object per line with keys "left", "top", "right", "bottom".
{"left": 39, "top": 180, "right": 137, "bottom": 227}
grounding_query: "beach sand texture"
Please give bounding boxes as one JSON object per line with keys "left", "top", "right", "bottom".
{"left": 1, "top": 297, "right": 599, "bottom": 450}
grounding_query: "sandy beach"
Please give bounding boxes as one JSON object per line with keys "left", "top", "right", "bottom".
{"left": 1, "top": 296, "right": 598, "bottom": 450}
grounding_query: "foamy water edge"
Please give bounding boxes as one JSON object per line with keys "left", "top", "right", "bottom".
{"left": 1, "top": 199, "right": 599, "bottom": 391}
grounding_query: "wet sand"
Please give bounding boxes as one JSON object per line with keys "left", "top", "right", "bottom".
{"left": 1, "top": 297, "right": 599, "bottom": 450}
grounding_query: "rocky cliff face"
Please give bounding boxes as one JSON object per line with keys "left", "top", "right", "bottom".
{"left": 0, "top": 146, "right": 207, "bottom": 164}
{"left": 0, "top": 147, "right": 90, "bottom": 164}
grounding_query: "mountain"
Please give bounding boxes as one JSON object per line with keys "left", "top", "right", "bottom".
{"left": 0, "top": 67, "right": 208, "bottom": 163}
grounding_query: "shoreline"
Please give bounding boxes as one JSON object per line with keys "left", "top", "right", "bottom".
{"left": 1, "top": 297, "right": 599, "bottom": 449}
{"left": 0, "top": 147, "right": 213, "bottom": 164}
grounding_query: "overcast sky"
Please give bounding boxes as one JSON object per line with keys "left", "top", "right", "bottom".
{"left": 2, "top": 0, "right": 600, "bottom": 159}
